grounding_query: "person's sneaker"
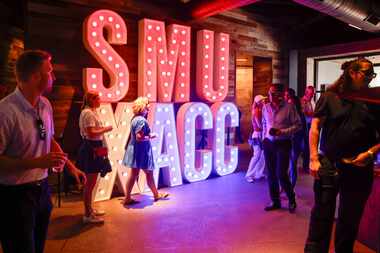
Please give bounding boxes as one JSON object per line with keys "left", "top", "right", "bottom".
{"left": 83, "top": 214, "right": 104, "bottom": 224}
{"left": 289, "top": 200, "right": 297, "bottom": 213}
{"left": 92, "top": 209, "right": 105, "bottom": 216}
{"left": 246, "top": 177, "right": 254, "bottom": 183}
{"left": 264, "top": 202, "right": 281, "bottom": 211}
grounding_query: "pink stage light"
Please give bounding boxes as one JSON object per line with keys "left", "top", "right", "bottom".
{"left": 191, "top": 0, "right": 261, "bottom": 20}
{"left": 196, "top": 30, "right": 230, "bottom": 103}
{"left": 138, "top": 19, "right": 191, "bottom": 102}
{"left": 83, "top": 10, "right": 129, "bottom": 102}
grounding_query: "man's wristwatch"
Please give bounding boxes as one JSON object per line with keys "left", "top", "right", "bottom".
{"left": 367, "top": 150, "right": 375, "bottom": 159}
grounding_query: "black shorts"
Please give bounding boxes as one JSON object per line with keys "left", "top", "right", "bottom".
{"left": 77, "top": 140, "right": 111, "bottom": 175}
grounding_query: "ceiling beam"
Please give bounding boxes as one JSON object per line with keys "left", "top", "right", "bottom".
{"left": 189, "top": 0, "right": 262, "bottom": 20}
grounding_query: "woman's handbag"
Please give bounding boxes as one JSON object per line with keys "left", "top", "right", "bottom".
{"left": 92, "top": 146, "right": 112, "bottom": 177}
{"left": 93, "top": 146, "right": 108, "bottom": 158}
{"left": 99, "top": 157, "right": 112, "bottom": 177}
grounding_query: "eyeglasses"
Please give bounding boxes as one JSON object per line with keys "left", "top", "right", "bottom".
{"left": 358, "top": 69, "right": 377, "bottom": 79}
{"left": 36, "top": 117, "right": 46, "bottom": 140}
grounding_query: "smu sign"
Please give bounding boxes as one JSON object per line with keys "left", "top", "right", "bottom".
{"left": 82, "top": 10, "right": 239, "bottom": 201}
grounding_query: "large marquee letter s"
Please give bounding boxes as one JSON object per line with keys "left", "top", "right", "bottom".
{"left": 83, "top": 9, "right": 129, "bottom": 102}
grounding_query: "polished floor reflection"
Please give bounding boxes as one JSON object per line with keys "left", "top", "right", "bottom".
{"left": 39, "top": 169, "right": 374, "bottom": 253}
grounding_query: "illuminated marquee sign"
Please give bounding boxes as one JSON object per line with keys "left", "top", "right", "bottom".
{"left": 138, "top": 19, "right": 191, "bottom": 102}
{"left": 83, "top": 9, "right": 239, "bottom": 201}
{"left": 83, "top": 10, "right": 129, "bottom": 102}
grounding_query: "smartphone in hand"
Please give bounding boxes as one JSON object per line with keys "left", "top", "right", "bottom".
{"left": 269, "top": 128, "right": 281, "bottom": 136}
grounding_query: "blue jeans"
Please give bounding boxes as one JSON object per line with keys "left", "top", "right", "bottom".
{"left": 290, "top": 132, "right": 304, "bottom": 189}
{"left": 302, "top": 123, "right": 311, "bottom": 171}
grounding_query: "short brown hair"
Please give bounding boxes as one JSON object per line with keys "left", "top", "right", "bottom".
{"left": 81, "top": 92, "right": 99, "bottom": 110}
{"left": 15, "top": 50, "right": 51, "bottom": 82}
{"left": 269, "top": 83, "right": 285, "bottom": 93}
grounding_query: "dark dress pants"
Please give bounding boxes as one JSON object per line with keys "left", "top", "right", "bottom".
{"left": 302, "top": 122, "right": 311, "bottom": 171}
{"left": 263, "top": 138, "right": 295, "bottom": 204}
{"left": 290, "top": 131, "right": 304, "bottom": 189}
{"left": 304, "top": 163, "right": 373, "bottom": 253}
{"left": 0, "top": 179, "right": 52, "bottom": 253}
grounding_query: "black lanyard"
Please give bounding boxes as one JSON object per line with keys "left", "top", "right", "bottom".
{"left": 35, "top": 103, "right": 47, "bottom": 140}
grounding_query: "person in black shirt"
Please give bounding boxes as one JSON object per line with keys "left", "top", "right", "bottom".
{"left": 304, "top": 58, "right": 380, "bottom": 253}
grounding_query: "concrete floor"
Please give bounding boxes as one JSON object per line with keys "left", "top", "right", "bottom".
{"left": 42, "top": 171, "right": 374, "bottom": 253}
{"left": 0, "top": 145, "right": 375, "bottom": 253}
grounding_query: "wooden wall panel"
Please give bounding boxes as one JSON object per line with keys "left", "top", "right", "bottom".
{"left": 0, "top": 24, "right": 24, "bottom": 98}
{"left": 236, "top": 67, "right": 254, "bottom": 140}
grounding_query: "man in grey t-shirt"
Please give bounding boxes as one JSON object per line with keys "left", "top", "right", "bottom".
{"left": 0, "top": 50, "right": 86, "bottom": 253}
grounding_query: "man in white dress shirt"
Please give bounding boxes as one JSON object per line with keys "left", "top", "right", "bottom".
{"left": 262, "top": 84, "right": 302, "bottom": 213}
{"left": 0, "top": 50, "right": 86, "bottom": 253}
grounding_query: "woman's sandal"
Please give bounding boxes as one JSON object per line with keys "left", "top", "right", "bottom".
{"left": 123, "top": 198, "right": 140, "bottom": 206}
{"left": 154, "top": 192, "right": 170, "bottom": 202}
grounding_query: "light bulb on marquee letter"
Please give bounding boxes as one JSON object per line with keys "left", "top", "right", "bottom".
{"left": 146, "top": 103, "right": 183, "bottom": 189}
{"left": 196, "top": 30, "right": 229, "bottom": 103}
{"left": 93, "top": 103, "right": 136, "bottom": 202}
{"left": 177, "top": 103, "right": 213, "bottom": 182}
{"left": 211, "top": 102, "right": 239, "bottom": 176}
{"left": 83, "top": 9, "right": 129, "bottom": 102}
{"left": 138, "top": 19, "right": 190, "bottom": 102}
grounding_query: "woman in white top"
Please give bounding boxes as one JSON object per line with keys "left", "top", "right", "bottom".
{"left": 78, "top": 92, "right": 112, "bottom": 224}
{"left": 245, "top": 95, "right": 267, "bottom": 182}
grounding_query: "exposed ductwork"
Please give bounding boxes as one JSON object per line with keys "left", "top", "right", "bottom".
{"left": 293, "top": 0, "right": 380, "bottom": 32}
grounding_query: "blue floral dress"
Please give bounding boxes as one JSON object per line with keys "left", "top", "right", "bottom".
{"left": 123, "top": 116, "right": 155, "bottom": 170}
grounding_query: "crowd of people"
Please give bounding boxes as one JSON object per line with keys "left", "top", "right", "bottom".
{"left": 245, "top": 58, "right": 380, "bottom": 253}
{"left": 245, "top": 84, "right": 315, "bottom": 192}
{"left": 0, "top": 50, "right": 379, "bottom": 253}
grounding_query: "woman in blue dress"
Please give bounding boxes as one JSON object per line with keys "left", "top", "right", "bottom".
{"left": 123, "top": 97, "right": 169, "bottom": 205}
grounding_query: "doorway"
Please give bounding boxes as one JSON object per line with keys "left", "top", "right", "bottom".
{"left": 235, "top": 55, "right": 272, "bottom": 142}
{"left": 252, "top": 56, "right": 272, "bottom": 98}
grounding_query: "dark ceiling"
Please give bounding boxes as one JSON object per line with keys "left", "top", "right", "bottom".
{"left": 2, "top": 0, "right": 380, "bottom": 50}
{"left": 0, "top": 0, "right": 26, "bottom": 30}
{"left": 150, "top": 0, "right": 380, "bottom": 49}
{"left": 242, "top": 0, "right": 380, "bottom": 49}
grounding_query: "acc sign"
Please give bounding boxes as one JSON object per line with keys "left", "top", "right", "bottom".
{"left": 82, "top": 9, "right": 238, "bottom": 201}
